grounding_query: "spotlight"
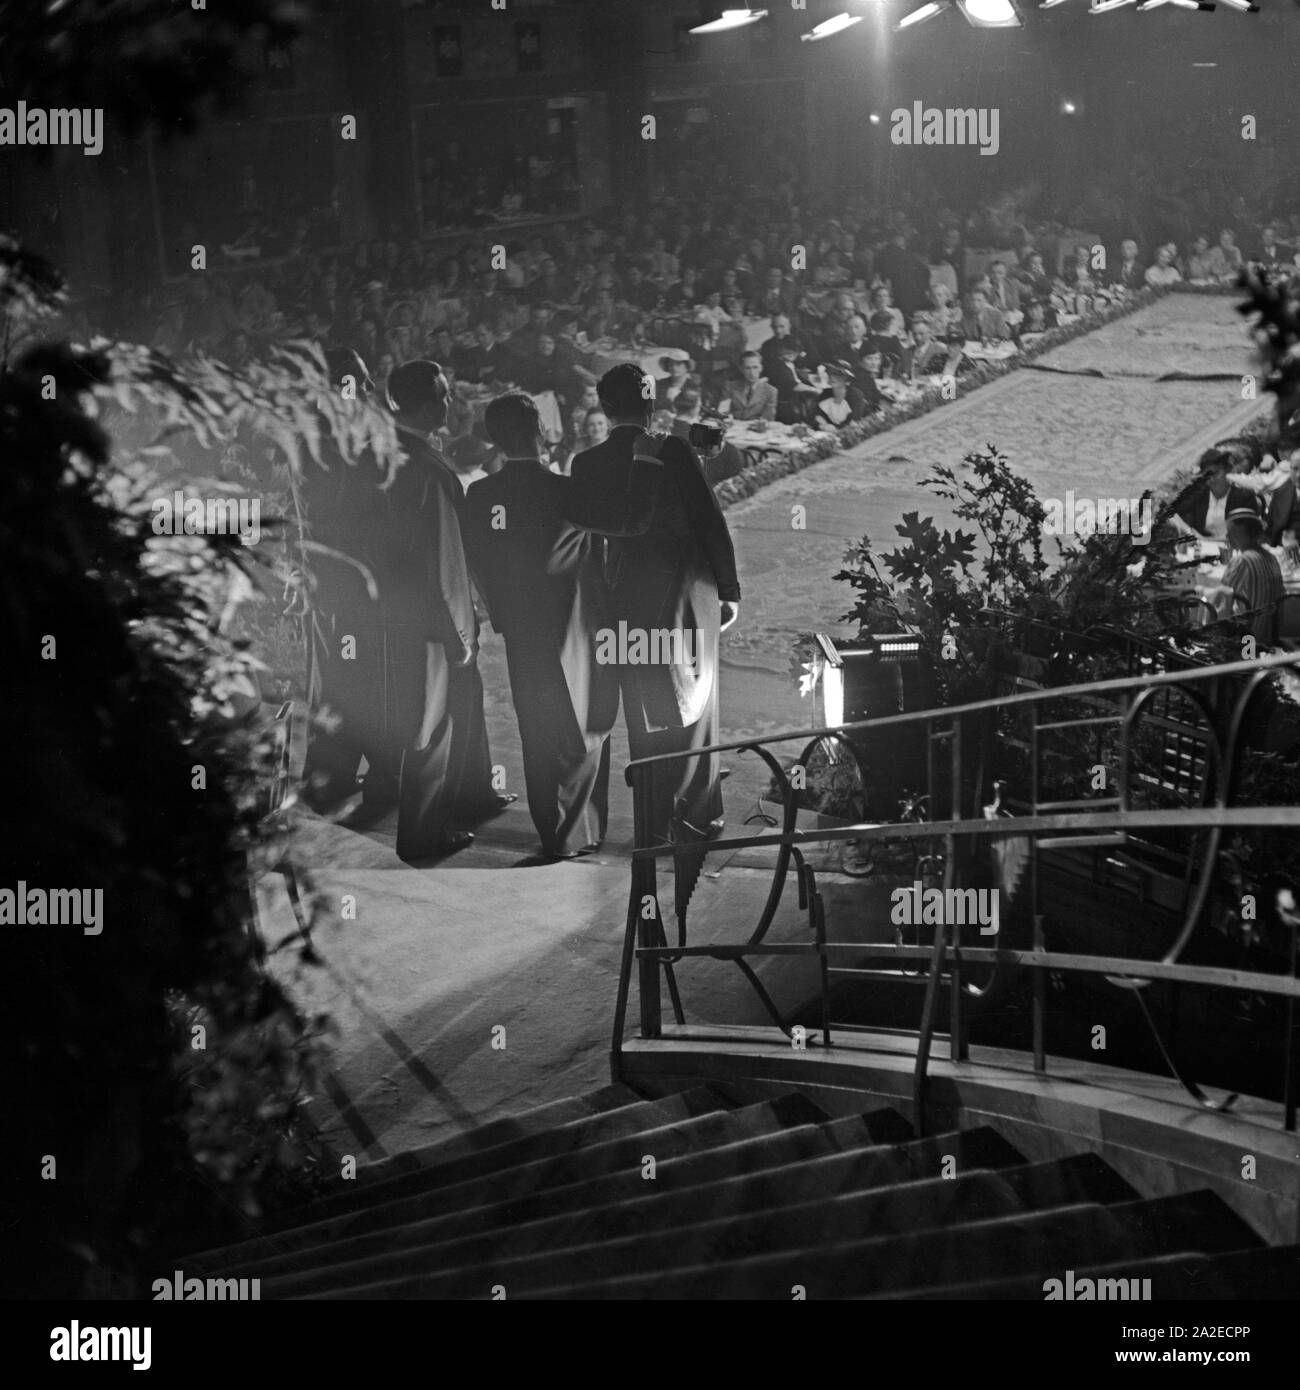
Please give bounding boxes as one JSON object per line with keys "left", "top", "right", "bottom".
{"left": 897, "top": 0, "right": 952, "bottom": 27}
{"left": 869, "top": 112, "right": 882, "bottom": 123}
{"left": 1038, "top": 0, "right": 1070, "bottom": 6}
{"left": 1218, "top": 0, "right": 1257, "bottom": 8}
{"left": 801, "top": 11, "right": 865, "bottom": 39}
{"left": 1089, "top": 0, "right": 1135, "bottom": 11}
{"left": 689, "top": 7, "right": 769, "bottom": 33}
{"left": 958, "top": 0, "right": 1022, "bottom": 24}
{"left": 1061, "top": 100, "right": 1077, "bottom": 113}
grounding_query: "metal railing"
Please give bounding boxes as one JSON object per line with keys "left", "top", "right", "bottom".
{"left": 611, "top": 650, "right": 1300, "bottom": 1134}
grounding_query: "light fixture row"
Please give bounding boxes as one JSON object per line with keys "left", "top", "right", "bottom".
{"left": 690, "top": 1, "right": 1257, "bottom": 37}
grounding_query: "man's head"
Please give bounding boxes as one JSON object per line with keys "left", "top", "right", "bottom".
{"left": 1263, "top": 225, "right": 1278, "bottom": 246}
{"left": 1192, "top": 235, "right": 1209, "bottom": 255}
{"left": 911, "top": 313, "right": 933, "bottom": 344}
{"left": 1121, "top": 239, "right": 1138, "bottom": 261}
{"left": 740, "top": 351, "right": 763, "bottom": 383}
{"left": 674, "top": 387, "right": 702, "bottom": 421}
{"left": 772, "top": 313, "right": 791, "bottom": 337}
{"left": 1220, "top": 229, "right": 1237, "bottom": 249}
{"left": 1155, "top": 246, "right": 1174, "bottom": 268}
{"left": 970, "top": 289, "right": 989, "bottom": 312}
{"left": 1199, "top": 448, "right": 1232, "bottom": 499}
{"left": 483, "top": 389, "right": 544, "bottom": 458}
{"left": 870, "top": 286, "right": 891, "bottom": 310}
{"left": 536, "top": 332, "right": 556, "bottom": 358}
{"left": 991, "top": 260, "right": 1007, "bottom": 281}
{"left": 386, "top": 358, "right": 448, "bottom": 430}
{"left": 766, "top": 266, "right": 785, "bottom": 288}
{"left": 1226, "top": 506, "right": 1264, "bottom": 551}
{"left": 1027, "top": 252, "right": 1045, "bottom": 275}
{"left": 597, "top": 362, "right": 655, "bottom": 425}
{"left": 475, "top": 320, "right": 496, "bottom": 348}
{"left": 848, "top": 313, "right": 868, "bottom": 341}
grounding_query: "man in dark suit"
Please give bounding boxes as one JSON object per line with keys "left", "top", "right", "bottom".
{"left": 570, "top": 364, "right": 741, "bottom": 905}
{"left": 1109, "top": 239, "right": 1145, "bottom": 290}
{"left": 876, "top": 231, "right": 932, "bottom": 323}
{"left": 1253, "top": 225, "right": 1295, "bottom": 271}
{"left": 724, "top": 351, "right": 779, "bottom": 422}
{"left": 1171, "top": 450, "right": 1252, "bottom": 541}
{"left": 462, "top": 391, "right": 661, "bottom": 859}
{"left": 378, "top": 360, "right": 503, "bottom": 858}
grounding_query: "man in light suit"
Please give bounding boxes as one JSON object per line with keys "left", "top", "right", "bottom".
{"left": 986, "top": 260, "right": 1022, "bottom": 315}
{"left": 725, "top": 351, "right": 778, "bottom": 422}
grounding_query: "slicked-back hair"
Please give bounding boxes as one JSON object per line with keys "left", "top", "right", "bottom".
{"left": 484, "top": 390, "right": 544, "bottom": 453}
{"left": 387, "top": 359, "right": 449, "bottom": 426}
{"left": 598, "top": 362, "right": 654, "bottom": 420}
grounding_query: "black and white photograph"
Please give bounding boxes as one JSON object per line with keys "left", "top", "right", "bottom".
{"left": 5, "top": 0, "right": 1300, "bottom": 1350}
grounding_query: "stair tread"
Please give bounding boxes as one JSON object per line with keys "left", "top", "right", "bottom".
{"left": 264, "top": 1152, "right": 1135, "bottom": 1300}
{"left": 183, "top": 1090, "right": 834, "bottom": 1274}
{"left": 901, "top": 1244, "right": 1300, "bottom": 1300}
{"left": 432, "top": 1190, "right": 1261, "bottom": 1302}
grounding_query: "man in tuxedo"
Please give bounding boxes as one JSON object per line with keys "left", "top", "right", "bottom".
{"left": 461, "top": 391, "right": 661, "bottom": 859}
{"left": 378, "top": 360, "right": 506, "bottom": 858}
{"left": 570, "top": 363, "right": 741, "bottom": 898}
{"left": 1170, "top": 451, "right": 1241, "bottom": 541}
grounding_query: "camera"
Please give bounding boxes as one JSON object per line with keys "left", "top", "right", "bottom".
{"left": 688, "top": 420, "right": 725, "bottom": 455}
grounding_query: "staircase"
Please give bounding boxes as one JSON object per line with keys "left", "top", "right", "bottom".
{"left": 180, "top": 1082, "right": 1299, "bottom": 1299}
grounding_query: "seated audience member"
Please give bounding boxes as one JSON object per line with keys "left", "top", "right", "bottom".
{"left": 1144, "top": 245, "right": 1183, "bottom": 288}
{"left": 815, "top": 367, "right": 859, "bottom": 429}
{"left": 905, "top": 313, "right": 957, "bottom": 378}
{"left": 1204, "top": 229, "right": 1244, "bottom": 280}
{"left": 928, "top": 282, "right": 966, "bottom": 343}
{"left": 1021, "top": 298, "right": 1057, "bottom": 334}
{"left": 457, "top": 320, "right": 517, "bottom": 386}
{"left": 963, "top": 289, "right": 1010, "bottom": 342}
{"left": 986, "top": 260, "right": 1022, "bottom": 315}
{"left": 929, "top": 225, "right": 964, "bottom": 299}
{"left": 1063, "top": 244, "right": 1094, "bottom": 288}
{"left": 1253, "top": 224, "right": 1295, "bottom": 270}
{"left": 764, "top": 342, "right": 821, "bottom": 424}
{"left": 512, "top": 331, "right": 573, "bottom": 397}
{"left": 663, "top": 266, "right": 702, "bottom": 313}
{"left": 655, "top": 354, "right": 694, "bottom": 411}
{"left": 851, "top": 349, "right": 885, "bottom": 414}
{"left": 672, "top": 387, "right": 744, "bottom": 488}
{"left": 1170, "top": 449, "right": 1240, "bottom": 541}
{"left": 867, "top": 317, "right": 907, "bottom": 374}
{"left": 724, "top": 350, "right": 779, "bottom": 422}
{"left": 563, "top": 407, "right": 610, "bottom": 474}
{"left": 814, "top": 248, "right": 852, "bottom": 289}
{"left": 759, "top": 313, "right": 809, "bottom": 375}
{"left": 717, "top": 295, "right": 749, "bottom": 362}
{"left": 866, "top": 286, "right": 906, "bottom": 340}
{"left": 621, "top": 262, "right": 662, "bottom": 313}
{"left": 586, "top": 287, "right": 640, "bottom": 343}
{"left": 1015, "top": 252, "right": 1053, "bottom": 300}
{"left": 1210, "top": 505, "right": 1284, "bottom": 644}
{"left": 756, "top": 265, "right": 801, "bottom": 321}
{"left": 1187, "top": 235, "right": 1216, "bottom": 281}
{"left": 567, "top": 382, "right": 601, "bottom": 441}
{"left": 1109, "top": 239, "right": 1144, "bottom": 290}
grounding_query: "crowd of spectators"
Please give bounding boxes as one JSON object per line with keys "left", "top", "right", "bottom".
{"left": 124, "top": 164, "right": 1300, "bottom": 488}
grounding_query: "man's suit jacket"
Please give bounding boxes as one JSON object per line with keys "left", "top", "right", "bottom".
{"left": 1110, "top": 259, "right": 1144, "bottom": 290}
{"left": 726, "top": 378, "right": 778, "bottom": 422}
{"left": 383, "top": 428, "right": 479, "bottom": 652}
{"left": 571, "top": 425, "right": 740, "bottom": 730}
{"left": 964, "top": 305, "right": 1009, "bottom": 340}
{"left": 986, "top": 278, "right": 1022, "bottom": 314}
{"left": 1255, "top": 242, "right": 1295, "bottom": 269}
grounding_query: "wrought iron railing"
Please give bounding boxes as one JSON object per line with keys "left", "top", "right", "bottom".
{"left": 611, "top": 650, "right": 1300, "bottom": 1134}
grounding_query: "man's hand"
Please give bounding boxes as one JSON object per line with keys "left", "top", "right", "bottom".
{"left": 720, "top": 600, "right": 740, "bottom": 632}
{"left": 455, "top": 640, "right": 476, "bottom": 669}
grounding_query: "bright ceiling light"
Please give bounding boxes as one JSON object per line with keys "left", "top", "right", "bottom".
{"left": 690, "top": 7, "right": 769, "bottom": 33}
{"left": 958, "top": 0, "right": 1022, "bottom": 24}
{"left": 1038, "top": 0, "right": 1070, "bottom": 7}
{"left": 801, "top": 12, "right": 865, "bottom": 39}
{"left": 897, "top": 1, "right": 952, "bottom": 28}
{"left": 1090, "top": 0, "right": 1135, "bottom": 12}
{"left": 1218, "top": 0, "right": 1259, "bottom": 9}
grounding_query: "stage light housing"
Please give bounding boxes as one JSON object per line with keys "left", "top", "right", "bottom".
{"left": 801, "top": 12, "right": 865, "bottom": 39}
{"left": 896, "top": 1, "right": 952, "bottom": 28}
{"left": 690, "top": 7, "right": 769, "bottom": 33}
{"left": 958, "top": 0, "right": 1023, "bottom": 25}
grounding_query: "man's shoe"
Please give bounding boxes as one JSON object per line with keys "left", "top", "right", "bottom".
{"left": 398, "top": 830, "right": 474, "bottom": 865}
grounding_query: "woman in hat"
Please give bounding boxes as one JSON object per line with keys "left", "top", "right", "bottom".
{"left": 655, "top": 354, "right": 695, "bottom": 411}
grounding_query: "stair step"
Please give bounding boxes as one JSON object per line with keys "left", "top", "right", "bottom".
{"left": 184, "top": 1090, "right": 827, "bottom": 1277}
{"left": 215, "top": 1104, "right": 918, "bottom": 1287}
{"left": 908, "top": 1244, "right": 1300, "bottom": 1300}
{"left": 268, "top": 1084, "right": 738, "bottom": 1232}
{"left": 351, "top": 1084, "right": 645, "bottom": 1186}
{"left": 491, "top": 1190, "right": 1261, "bottom": 1301}
{"left": 278, "top": 1152, "right": 1132, "bottom": 1300}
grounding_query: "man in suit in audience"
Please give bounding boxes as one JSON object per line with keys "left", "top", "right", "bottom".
{"left": 724, "top": 351, "right": 779, "bottom": 422}
{"left": 986, "top": 260, "right": 1022, "bottom": 315}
